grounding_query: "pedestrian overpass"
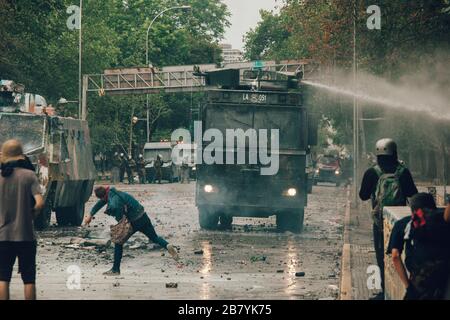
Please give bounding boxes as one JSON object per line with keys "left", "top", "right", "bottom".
{"left": 81, "top": 60, "right": 319, "bottom": 120}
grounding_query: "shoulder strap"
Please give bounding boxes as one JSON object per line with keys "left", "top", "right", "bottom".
{"left": 373, "top": 165, "right": 383, "bottom": 177}
{"left": 394, "top": 163, "right": 406, "bottom": 177}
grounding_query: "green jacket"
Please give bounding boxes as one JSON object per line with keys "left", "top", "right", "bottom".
{"left": 90, "top": 188, "right": 144, "bottom": 222}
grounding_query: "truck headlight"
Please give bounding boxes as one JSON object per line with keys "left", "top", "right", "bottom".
{"left": 287, "top": 188, "right": 297, "bottom": 197}
{"left": 204, "top": 185, "right": 214, "bottom": 193}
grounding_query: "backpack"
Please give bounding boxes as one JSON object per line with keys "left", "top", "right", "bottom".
{"left": 371, "top": 163, "right": 406, "bottom": 226}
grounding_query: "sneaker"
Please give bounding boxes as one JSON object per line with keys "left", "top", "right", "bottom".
{"left": 103, "top": 268, "right": 120, "bottom": 276}
{"left": 167, "top": 244, "right": 179, "bottom": 261}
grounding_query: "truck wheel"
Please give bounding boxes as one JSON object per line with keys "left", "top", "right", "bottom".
{"left": 219, "top": 214, "right": 233, "bottom": 230}
{"left": 56, "top": 204, "right": 85, "bottom": 226}
{"left": 307, "top": 180, "right": 313, "bottom": 193}
{"left": 34, "top": 204, "right": 52, "bottom": 230}
{"left": 276, "top": 210, "right": 304, "bottom": 233}
{"left": 198, "top": 207, "right": 219, "bottom": 230}
{"left": 70, "top": 203, "right": 85, "bottom": 226}
{"left": 56, "top": 207, "right": 70, "bottom": 226}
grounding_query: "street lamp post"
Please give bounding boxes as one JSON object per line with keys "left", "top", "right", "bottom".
{"left": 145, "top": 5, "right": 191, "bottom": 142}
{"left": 352, "top": 0, "right": 359, "bottom": 207}
{"left": 78, "top": 0, "right": 83, "bottom": 119}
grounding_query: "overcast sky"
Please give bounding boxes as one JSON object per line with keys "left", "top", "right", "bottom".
{"left": 221, "top": 0, "right": 280, "bottom": 51}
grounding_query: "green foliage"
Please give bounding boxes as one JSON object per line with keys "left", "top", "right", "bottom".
{"left": 1, "top": 0, "right": 230, "bottom": 156}
{"left": 244, "top": 0, "right": 450, "bottom": 168}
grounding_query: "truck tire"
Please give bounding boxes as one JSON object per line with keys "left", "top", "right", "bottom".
{"left": 219, "top": 214, "right": 233, "bottom": 230}
{"left": 198, "top": 207, "right": 219, "bottom": 230}
{"left": 70, "top": 203, "right": 85, "bottom": 226}
{"left": 34, "top": 204, "right": 52, "bottom": 230}
{"left": 55, "top": 207, "right": 71, "bottom": 226}
{"left": 307, "top": 180, "right": 313, "bottom": 193}
{"left": 276, "top": 209, "right": 304, "bottom": 233}
{"left": 56, "top": 204, "right": 85, "bottom": 226}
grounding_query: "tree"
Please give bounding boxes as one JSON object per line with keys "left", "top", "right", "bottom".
{"left": 243, "top": 0, "right": 450, "bottom": 183}
{"left": 1, "top": 0, "right": 231, "bottom": 158}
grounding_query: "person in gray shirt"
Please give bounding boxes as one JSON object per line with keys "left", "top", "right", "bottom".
{"left": 0, "top": 139, "right": 44, "bottom": 300}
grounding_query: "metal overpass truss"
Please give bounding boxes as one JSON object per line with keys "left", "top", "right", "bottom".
{"left": 81, "top": 60, "right": 319, "bottom": 120}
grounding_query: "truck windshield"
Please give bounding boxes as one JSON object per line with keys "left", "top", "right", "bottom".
{"left": 319, "top": 157, "right": 338, "bottom": 165}
{"left": 205, "top": 105, "right": 305, "bottom": 150}
{"left": 0, "top": 114, "right": 45, "bottom": 154}
{"left": 144, "top": 149, "right": 172, "bottom": 162}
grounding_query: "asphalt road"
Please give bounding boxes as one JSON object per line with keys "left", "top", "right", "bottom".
{"left": 9, "top": 182, "right": 347, "bottom": 300}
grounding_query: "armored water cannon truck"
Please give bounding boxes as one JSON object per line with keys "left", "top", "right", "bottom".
{"left": 0, "top": 80, "right": 96, "bottom": 229}
{"left": 195, "top": 67, "right": 317, "bottom": 233}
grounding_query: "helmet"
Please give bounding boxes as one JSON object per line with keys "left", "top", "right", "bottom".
{"left": 120, "top": 153, "right": 124, "bottom": 157}
{"left": 375, "top": 138, "right": 397, "bottom": 156}
{"left": 139, "top": 154, "right": 143, "bottom": 158}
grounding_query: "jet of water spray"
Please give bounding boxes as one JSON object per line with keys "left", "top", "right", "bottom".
{"left": 302, "top": 71, "right": 450, "bottom": 121}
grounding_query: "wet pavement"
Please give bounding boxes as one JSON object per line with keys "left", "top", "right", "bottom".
{"left": 9, "top": 182, "right": 347, "bottom": 300}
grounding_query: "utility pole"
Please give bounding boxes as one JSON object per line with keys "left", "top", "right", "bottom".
{"left": 78, "top": 0, "right": 83, "bottom": 119}
{"left": 352, "top": 0, "right": 359, "bottom": 206}
{"left": 129, "top": 105, "right": 136, "bottom": 158}
{"left": 442, "top": 140, "right": 448, "bottom": 204}
{"left": 145, "top": 5, "right": 191, "bottom": 142}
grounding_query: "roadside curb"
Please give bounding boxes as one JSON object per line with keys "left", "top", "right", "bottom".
{"left": 339, "top": 186, "right": 352, "bottom": 300}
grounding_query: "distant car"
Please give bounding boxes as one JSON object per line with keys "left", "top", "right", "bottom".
{"left": 314, "top": 155, "right": 342, "bottom": 186}
{"left": 143, "top": 142, "right": 178, "bottom": 183}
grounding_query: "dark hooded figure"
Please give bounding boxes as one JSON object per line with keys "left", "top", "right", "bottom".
{"left": 359, "top": 138, "right": 418, "bottom": 300}
{"left": 387, "top": 193, "right": 450, "bottom": 300}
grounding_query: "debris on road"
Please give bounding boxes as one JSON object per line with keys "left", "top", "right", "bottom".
{"left": 250, "top": 255, "right": 267, "bottom": 262}
{"left": 70, "top": 237, "right": 111, "bottom": 248}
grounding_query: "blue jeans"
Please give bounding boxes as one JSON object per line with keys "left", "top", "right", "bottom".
{"left": 113, "top": 213, "right": 168, "bottom": 271}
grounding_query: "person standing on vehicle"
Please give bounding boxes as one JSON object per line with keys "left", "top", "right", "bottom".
{"left": 83, "top": 186, "right": 179, "bottom": 275}
{"left": 0, "top": 140, "right": 44, "bottom": 300}
{"left": 136, "top": 154, "right": 146, "bottom": 184}
{"left": 359, "top": 138, "right": 418, "bottom": 299}
{"left": 111, "top": 152, "right": 121, "bottom": 184}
